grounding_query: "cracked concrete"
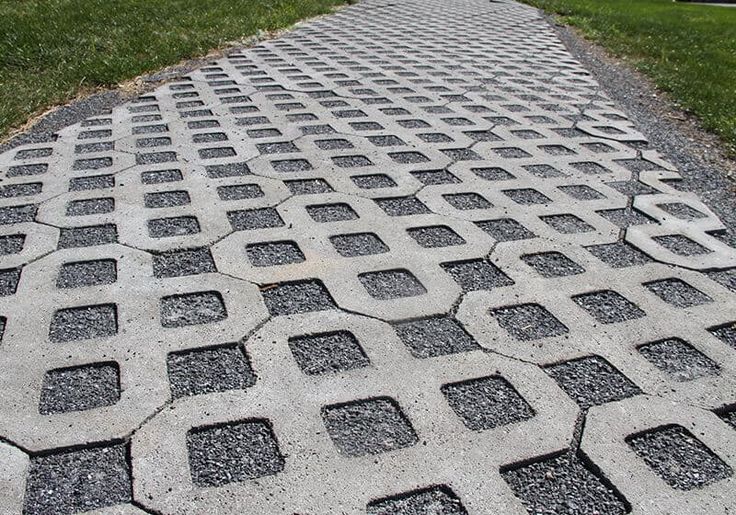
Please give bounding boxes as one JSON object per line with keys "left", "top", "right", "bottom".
{"left": 0, "top": 0, "right": 735, "bottom": 513}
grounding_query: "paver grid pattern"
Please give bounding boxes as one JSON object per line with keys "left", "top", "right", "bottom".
{"left": 0, "top": 0, "right": 735, "bottom": 513}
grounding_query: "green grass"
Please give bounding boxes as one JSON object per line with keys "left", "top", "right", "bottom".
{"left": 0, "top": 0, "right": 348, "bottom": 139}
{"left": 521, "top": 0, "right": 736, "bottom": 152}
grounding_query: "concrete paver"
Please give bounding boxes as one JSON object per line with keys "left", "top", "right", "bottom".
{"left": 0, "top": 0, "right": 735, "bottom": 513}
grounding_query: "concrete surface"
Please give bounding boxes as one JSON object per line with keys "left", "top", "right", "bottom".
{"left": 0, "top": 0, "right": 735, "bottom": 513}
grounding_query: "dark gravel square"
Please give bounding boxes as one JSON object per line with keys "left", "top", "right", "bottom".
{"left": 443, "top": 192, "right": 491, "bottom": 210}
{"left": 359, "top": 269, "right": 426, "bottom": 299}
{"left": 0, "top": 204, "right": 37, "bottom": 225}
{"left": 284, "top": 178, "right": 334, "bottom": 195}
{"left": 367, "top": 486, "right": 467, "bottom": 515}
{"left": 522, "top": 252, "right": 584, "bottom": 278}
{"left": 246, "top": 241, "right": 305, "bottom": 267}
{"left": 628, "top": 425, "right": 732, "bottom": 490}
{"left": 586, "top": 242, "right": 652, "bottom": 268}
{"left": 638, "top": 338, "right": 719, "bottom": 381}
{"left": 0, "top": 182, "right": 42, "bottom": 198}
{"left": 228, "top": 208, "right": 284, "bottom": 231}
{"left": 558, "top": 184, "right": 605, "bottom": 200}
{"left": 261, "top": 279, "right": 336, "bottom": 316}
{"left": 322, "top": 397, "right": 418, "bottom": 457}
{"left": 58, "top": 224, "right": 117, "bottom": 248}
{"left": 160, "top": 291, "right": 227, "bottom": 327}
{"left": 306, "top": 203, "right": 358, "bottom": 222}
{"left": 442, "top": 375, "right": 534, "bottom": 430}
{"left": 572, "top": 290, "right": 645, "bottom": 324}
{"left": 411, "top": 169, "right": 461, "bottom": 185}
{"left": 148, "top": 216, "right": 200, "bottom": 238}
{"left": 141, "top": 169, "right": 182, "bottom": 184}
{"left": 545, "top": 355, "right": 641, "bottom": 409}
{"left": 39, "top": 362, "right": 120, "bottom": 414}
{"left": 65, "top": 197, "right": 114, "bottom": 216}
{"left": 330, "top": 232, "right": 388, "bottom": 257}
{"left": 503, "top": 188, "right": 551, "bottom": 205}
{"left": 187, "top": 420, "right": 284, "bottom": 487}
{"left": 24, "top": 444, "right": 131, "bottom": 515}
{"left": 217, "top": 183, "right": 264, "bottom": 201}
{"left": 57, "top": 259, "right": 117, "bottom": 288}
{"left": 0, "top": 268, "right": 20, "bottom": 296}
{"left": 407, "top": 225, "right": 466, "bottom": 248}
{"left": 541, "top": 214, "right": 594, "bottom": 234}
{"left": 167, "top": 344, "right": 256, "bottom": 398}
{"left": 501, "top": 452, "right": 627, "bottom": 515}
{"left": 644, "top": 278, "right": 712, "bottom": 308}
{"left": 144, "top": 190, "right": 190, "bottom": 208}
{"left": 389, "top": 151, "right": 430, "bottom": 164}
{"left": 332, "top": 155, "right": 373, "bottom": 168}
{"left": 471, "top": 167, "right": 515, "bottom": 181}
{"left": 652, "top": 234, "right": 713, "bottom": 256}
{"left": 351, "top": 174, "right": 397, "bottom": 189}
{"left": 394, "top": 316, "right": 479, "bottom": 358}
{"left": 598, "top": 208, "right": 655, "bottom": 228}
{"left": 49, "top": 304, "right": 118, "bottom": 342}
{"left": 153, "top": 247, "right": 216, "bottom": 278}
{"left": 491, "top": 304, "right": 568, "bottom": 340}
{"left": 709, "top": 322, "right": 736, "bottom": 348}
{"left": 271, "top": 158, "right": 313, "bottom": 173}
{"left": 0, "top": 234, "right": 25, "bottom": 255}
{"left": 375, "top": 196, "right": 431, "bottom": 216}
{"left": 441, "top": 259, "right": 514, "bottom": 291}
{"left": 476, "top": 218, "right": 535, "bottom": 241}
{"left": 315, "top": 138, "right": 354, "bottom": 150}
{"left": 69, "top": 174, "right": 115, "bottom": 191}
{"left": 288, "top": 330, "right": 369, "bottom": 375}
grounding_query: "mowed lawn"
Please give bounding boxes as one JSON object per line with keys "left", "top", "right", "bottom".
{"left": 522, "top": 0, "right": 736, "bottom": 152}
{"left": 0, "top": 0, "right": 348, "bottom": 140}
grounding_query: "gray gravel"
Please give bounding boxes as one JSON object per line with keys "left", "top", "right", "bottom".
{"left": 572, "top": 290, "right": 645, "bottom": 324}
{"left": 39, "top": 362, "right": 120, "bottom": 414}
{"left": 442, "top": 375, "right": 535, "bottom": 430}
{"left": 491, "top": 304, "right": 568, "bottom": 341}
{"left": 57, "top": 224, "right": 118, "bottom": 248}
{"left": 246, "top": 241, "right": 305, "bottom": 267}
{"left": 49, "top": 304, "right": 118, "bottom": 342}
{"left": 501, "top": 452, "right": 627, "bottom": 515}
{"left": 368, "top": 486, "right": 468, "bottom": 515}
{"left": 407, "top": 225, "right": 466, "bottom": 248}
{"left": 476, "top": 218, "right": 536, "bottom": 241}
{"left": 23, "top": 444, "right": 131, "bottom": 515}
{"left": 638, "top": 338, "right": 719, "bottom": 382}
{"left": 57, "top": 259, "right": 117, "bottom": 288}
{"left": 643, "top": 278, "right": 713, "bottom": 308}
{"left": 545, "top": 356, "right": 641, "bottom": 409}
{"left": 321, "top": 397, "right": 418, "bottom": 457}
{"left": 148, "top": 216, "right": 200, "bottom": 238}
{"left": 160, "top": 291, "right": 227, "bottom": 327}
{"left": 306, "top": 202, "right": 359, "bottom": 222}
{"left": 330, "top": 232, "right": 389, "bottom": 257}
{"left": 167, "top": 344, "right": 256, "bottom": 398}
{"left": 394, "top": 316, "right": 479, "bottom": 358}
{"left": 187, "top": 420, "right": 284, "bottom": 487}
{"left": 628, "top": 425, "right": 732, "bottom": 490}
{"left": 288, "top": 330, "right": 370, "bottom": 375}
{"left": 441, "top": 259, "right": 515, "bottom": 291}
{"left": 152, "top": 247, "right": 216, "bottom": 278}
{"left": 261, "top": 279, "right": 336, "bottom": 316}
{"left": 522, "top": 252, "right": 585, "bottom": 278}
{"left": 375, "top": 196, "right": 431, "bottom": 216}
{"left": 585, "top": 242, "right": 653, "bottom": 268}
{"left": 359, "top": 269, "right": 427, "bottom": 299}
{"left": 227, "top": 207, "right": 284, "bottom": 231}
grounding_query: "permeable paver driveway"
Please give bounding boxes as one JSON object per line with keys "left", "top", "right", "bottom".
{"left": 1, "top": 0, "right": 736, "bottom": 513}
